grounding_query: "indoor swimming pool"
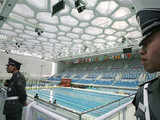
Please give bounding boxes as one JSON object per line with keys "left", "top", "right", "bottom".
{"left": 27, "top": 87, "right": 131, "bottom": 117}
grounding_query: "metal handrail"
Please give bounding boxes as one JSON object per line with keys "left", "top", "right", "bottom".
{"left": 27, "top": 95, "right": 81, "bottom": 116}
{"left": 95, "top": 100, "right": 133, "bottom": 120}
{"left": 27, "top": 91, "right": 135, "bottom": 120}
{"left": 81, "top": 94, "right": 135, "bottom": 115}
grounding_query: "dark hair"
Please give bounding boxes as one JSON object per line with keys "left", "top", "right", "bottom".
{"left": 142, "top": 26, "right": 160, "bottom": 46}
{"left": 150, "top": 26, "right": 160, "bottom": 37}
{"left": 16, "top": 66, "right": 20, "bottom": 70}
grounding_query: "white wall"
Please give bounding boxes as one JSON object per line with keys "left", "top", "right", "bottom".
{"left": 0, "top": 53, "right": 53, "bottom": 80}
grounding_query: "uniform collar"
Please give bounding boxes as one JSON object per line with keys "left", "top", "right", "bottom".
{"left": 147, "top": 77, "right": 160, "bottom": 93}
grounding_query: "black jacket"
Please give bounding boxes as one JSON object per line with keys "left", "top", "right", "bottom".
{"left": 132, "top": 77, "right": 160, "bottom": 120}
{"left": 3, "top": 72, "right": 27, "bottom": 115}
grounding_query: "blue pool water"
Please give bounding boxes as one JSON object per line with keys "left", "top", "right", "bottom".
{"left": 27, "top": 88, "right": 128, "bottom": 117}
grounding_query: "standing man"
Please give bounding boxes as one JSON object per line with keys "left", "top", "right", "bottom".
{"left": 3, "top": 58, "right": 27, "bottom": 120}
{"left": 132, "top": 8, "right": 160, "bottom": 120}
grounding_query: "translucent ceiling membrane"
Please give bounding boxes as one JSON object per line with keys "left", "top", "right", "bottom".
{"left": 26, "top": 0, "right": 48, "bottom": 10}
{"left": 126, "top": 31, "right": 142, "bottom": 38}
{"left": 60, "top": 16, "right": 79, "bottom": 26}
{"left": 104, "top": 29, "right": 116, "bottom": 35}
{"left": 85, "top": 27, "right": 103, "bottom": 35}
{"left": 0, "top": 30, "right": 17, "bottom": 36}
{"left": 58, "top": 25, "right": 71, "bottom": 32}
{"left": 42, "top": 32, "right": 56, "bottom": 38}
{"left": 0, "top": 0, "right": 142, "bottom": 60}
{"left": 85, "top": 0, "right": 98, "bottom": 8}
{"left": 92, "top": 17, "right": 112, "bottom": 28}
{"left": 8, "top": 21, "right": 24, "bottom": 29}
{"left": 39, "top": 23, "right": 58, "bottom": 33}
{"left": 112, "top": 21, "right": 128, "bottom": 30}
{"left": 66, "top": 33, "right": 79, "bottom": 39}
{"left": 128, "top": 15, "right": 139, "bottom": 26}
{"left": 81, "top": 34, "right": 95, "bottom": 40}
{"left": 37, "top": 12, "right": 59, "bottom": 24}
{"left": 96, "top": 1, "right": 118, "bottom": 15}
{"left": 112, "top": 7, "right": 131, "bottom": 19}
{"left": 106, "top": 36, "right": 117, "bottom": 41}
{"left": 94, "top": 39, "right": 106, "bottom": 43}
{"left": 72, "top": 28, "right": 83, "bottom": 34}
{"left": 24, "top": 30, "right": 37, "bottom": 36}
{"left": 13, "top": 4, "right": 34, "bottom": 18}
{"left": 2, "top": 24, "right": 13, "bottom": 30}
{"left": 71, "top": 9, "right": 94, "bottom": 21}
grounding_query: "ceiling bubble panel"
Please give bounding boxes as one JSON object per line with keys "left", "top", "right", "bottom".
{"left": 115, "top": 31, "right": 127, "bottom": 37}
{"left": 85, "top": 27, "right": 103, "bottom": 35}
{"left": 105, "top": 36, "right": 117, "bottom": 41}
{"left": 58, "top": 25, "right": 71, "bottom": 32}
{"left": 126, "top": 31, "right": 142, "bottom": 38}
{"left": 12, "top": 4, "right": 34, "bottom": 18}
{"left": 42, "top": 32, "right": 56, "bottom": 39}
{"left": 37, "top": 37, "right": 48, "bottom": 42}
{"left": 104, "top": 29, "right": 116, "bottom": 35}
{"left": 8, "top": 21, "right": 24, "bottom": 29}
{"left": 61, "top": 41, "right": 72, "bottom": 45}
{"left": 0, "top": 30, "right": 17, "bottom": 37}
{"left": 79, "top": 22, "right": 89, "bottom": 27}
{"left": 0, "top": 34, "right": 8, "bottom": 40}
{"left": 98, "top": 35, "right": 105, "bottom": 38}
{"left": 19, "top": 34, "right": 34, "bottom": 39}
{"left": 66, "top": 33, "right": 79, "bottom": 39}
{"left": 71, "top": 9, "right": 94, "bottom": 21}
{"left": 128, "top": 15, "right": 139, "bottom": 26}
{"left": 112, "top": 7, "right": 131, "bottom": 19}
{"left": 126, "top": 27, "right": 136, "bottom": 32}
{"left": 60, "top": 16, "right": 79, "bottom": 26}
{"left": 58, "top": 32, "right": 65, "bottom": 36}
{"left": 37, "top": 12, "right": 59, "bottom": 24}
{"left": 83, "top": 41, "right": 92, "bottom": 45}
{"left": 27, "top": 19, "right": 38, "bottom": 24}
{"left": 91, "top": 17, "right": 112, "bottom": 28}
{"left": 26, "top": 0, "right": 48, "bottom": 10}
{"left": 58, "top": 36, "right": 72, "bottom": 41}
{"left": 2, "top": 24, "right": 13, "bottom": 30}
{"left": 94, "top": 39, "right": 106, "bottom": 43}
{"left": 24, "top": 30, "right": 37, "bottom": 36}
{"left": 15, "top": 29, "right": 23, "bottom": 33}
{"left": 81, "top": 34, "right": 95, "bottom": 40}
{"left": 39, "top": 23, "right": 58, "bottom": 33}
{"left": 0, "top": 0, "right": 142, "bottom": 60}
{"left": 73, "top": 39, "right": 83, "bottom": 43}
{"left": 49, "top": 39, "right": 58, "bottom": 43}
{"left": 72, "top": 28, "right": 83, "bottom": 34}
{"left": 112, "top": 21, "right": 128, "bottom": 30}
{"left": 25, "top": 26, "right": 35, "bottom": 31}
{"left": 59, "top": 5, "right": 70, "bottom": 15}
{"left": 9, "top": 13, "right": 26, "bottom": 22}
{"left": 85, "top": 0, "right": 98, "bottom": 8}
{"left": 107, "top": 41, "right": 116, "bottom": 47}
{"left": 96, "top": 1, "right": 118, "bottom": 15}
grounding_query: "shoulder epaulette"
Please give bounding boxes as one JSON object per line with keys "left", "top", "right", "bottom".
{"left": 139, "top": 77, "right": 159, "bottom": 87}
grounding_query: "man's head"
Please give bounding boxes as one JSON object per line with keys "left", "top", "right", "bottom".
{"left": 6, "top": 58, "right": 22, "bottom": 73}
{"left": 137, "top": 8, "right": 160, "bottom": 73}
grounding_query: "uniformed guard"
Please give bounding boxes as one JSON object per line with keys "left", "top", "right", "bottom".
{"left": 3, "top": 58, "right": 27, "bottom": 120}
{"left": 132, "top": 8, "right": 160, "bottom": 120}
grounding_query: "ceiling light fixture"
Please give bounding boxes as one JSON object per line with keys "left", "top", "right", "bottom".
{"left": 75, "top": 0, "right": 86, "bottom": 13}
{"left": 52, "top": 0, "right": 65, "bottom": 16}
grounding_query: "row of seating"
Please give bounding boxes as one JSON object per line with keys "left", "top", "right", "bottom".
{"left": 48, "top": 59, "right": 157, "bottom": 88}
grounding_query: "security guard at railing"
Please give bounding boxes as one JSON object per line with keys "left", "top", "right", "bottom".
{"left": 3, "top": 58, "right": 27, "bottom": 120}
{"left": 132, "top": 8, "right": 160, "bottom": 120}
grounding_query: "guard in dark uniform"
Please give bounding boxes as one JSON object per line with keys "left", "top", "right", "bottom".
{"left": 3, "top": 58, "right": 27, "bottom": 120}
{"left": 132, "top": 8, "right": 160, "bottom": 120}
